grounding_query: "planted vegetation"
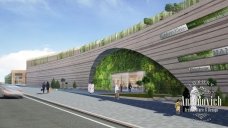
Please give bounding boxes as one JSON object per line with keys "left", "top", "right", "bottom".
{"left": 51, "top": 78, "right": 60, "bottom": 89}
{"left": 211, "top": 63, "right": 228, "bottom": 71}
{"left": 187, "top": 7, "right": 228, "bottom": 29}
{"left": 178, "top": 50, "right": 213, "bottom": 62}
{"left": 29, "top": 0, "right": 200, "bottom": 66}
{"left": 93, "top": 49, "right": 184, "bottom": 96}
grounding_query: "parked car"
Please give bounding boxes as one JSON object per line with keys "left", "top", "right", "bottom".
{"left": 0, "top": 85, "right": 24, "bottom": 98}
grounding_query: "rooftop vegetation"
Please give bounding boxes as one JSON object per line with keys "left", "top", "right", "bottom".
{"left": 28, "top": 0, "right": 200, "bottom": 66}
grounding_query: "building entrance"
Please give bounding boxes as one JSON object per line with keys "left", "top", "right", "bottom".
{"left": 111, "top": 71, "right": 144, "bottom": 91}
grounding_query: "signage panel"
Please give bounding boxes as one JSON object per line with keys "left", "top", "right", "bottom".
{"left": 212, "top": 46, "right": 228, "bottom": 56}
{"left": 189, "top": 66, "right": 211, "bottom": 72}
{"left": 160, "top": 24, "right": 188, "bottom": 39}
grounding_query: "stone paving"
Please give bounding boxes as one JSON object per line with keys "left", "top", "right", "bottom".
{"left": 22, "top": 87, "right": 228, "bottom": 128}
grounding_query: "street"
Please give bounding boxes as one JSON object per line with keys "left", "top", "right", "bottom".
{"left": 0, "top": 96, "right": 127, "bottom": 128}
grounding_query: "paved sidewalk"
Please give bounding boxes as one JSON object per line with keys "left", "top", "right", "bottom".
{"left": 22, "top": 87, "right": 228, "bottom": 128}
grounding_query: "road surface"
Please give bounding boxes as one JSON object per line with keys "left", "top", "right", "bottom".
{"left": 0, "top": 96, "right": 127, "bottom": 128}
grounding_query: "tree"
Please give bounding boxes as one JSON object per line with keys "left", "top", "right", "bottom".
{"left": 165, "top": 3, "right": 173, "bottom": 12}
{"left": 5, "top": 73, "right": 12, "bottom": 84}
{"left": 173, "top": 3, "right": 182, "bottom": 13}
{"left": 73, "top": 81, "right": 77, "bottom": 88}
{"left": 56, "top": 80, "right": 60, "bottom": 89}
{"left": 165, "top": 3, "right": 182, "bottom": 13}
{"left": 207, "top": 78, "right": 217, "bottom": 97}
{"left": 144, "top": 18, "right": 153, "bottom": 25}
{"left": 51, "top": 78, "right": 56, "bottom": 88}
{"left": 147, "top": 86, "right": 154, "bottom": 98}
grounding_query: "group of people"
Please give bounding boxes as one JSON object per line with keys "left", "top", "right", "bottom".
{"left": 41, "top": 81, "right": 50, "bottom": 93}
{"left": 115, "top": 82, "right": 133, "bottom": 100}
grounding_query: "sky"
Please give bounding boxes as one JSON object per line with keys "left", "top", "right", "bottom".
{"left": 0, "top": 0, "right": 183, "bottom": 82}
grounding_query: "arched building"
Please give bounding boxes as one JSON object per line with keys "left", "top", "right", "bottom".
{"left": 26, "top": 0, "right": 228, "bottom": 92}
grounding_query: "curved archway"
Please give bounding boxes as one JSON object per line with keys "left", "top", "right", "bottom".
{"left": 89, "top": 48, "right": 185, "bottom": 95}
{"left": 88, "top": 48, "right": 121, "bottom": 83}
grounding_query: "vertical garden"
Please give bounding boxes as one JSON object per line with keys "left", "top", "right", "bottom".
{"left": 93, "top": 49, "right": 184, "bottom": 96}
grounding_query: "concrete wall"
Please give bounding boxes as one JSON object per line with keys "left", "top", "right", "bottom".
{"left": 11, "top": 70, "right": 26, "bottom": 85}
{"left": 26, "top": 0, "right": 228, "bottom": 91}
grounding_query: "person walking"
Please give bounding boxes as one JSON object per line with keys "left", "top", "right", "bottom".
{"left": 88, "top": 83, "right": 91, "bottom": 94}
{"left": 175, "top": 99, "right": 181, "bottom": 114}
{"left": 41, "top": 82, "right": 45, "bottom": 94}
{"left": 90, "top": 82, "right": 94, "bottom": 93}
{"left": 182, "top": 87, "right": 190, "bottom": 112}
{"left": 120, "top": 84, "right": 123, "bottom": 92}
{"left": 128, "top": 82, "right": 132, "bottom": 92}
{"left": 46, "top": 81, "right": 50, "bottom": 93}
{"left": 115, "top": 84, "right": 120, "bottom": 99}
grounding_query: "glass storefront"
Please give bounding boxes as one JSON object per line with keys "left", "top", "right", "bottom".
{"left": 111, "top": 71, "right": 145, "bottom": 89}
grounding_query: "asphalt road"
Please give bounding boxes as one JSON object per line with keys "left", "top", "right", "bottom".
{"left": 0, "top": 96, "right": 127, "bottom": 128}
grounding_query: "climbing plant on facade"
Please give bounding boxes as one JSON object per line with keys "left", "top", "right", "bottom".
{"left": 93, "top": 49, "right": 184, "bottom": 96}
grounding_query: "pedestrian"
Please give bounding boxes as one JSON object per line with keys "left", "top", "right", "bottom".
{"left": 182, "top": 87, "right": 190, "bottom": 112}
{"left": 115, "top": 83, "right": 120, "bottom": 99}
{"left": 120, "top": 84, "right": 123, "bottom": 92}
{"left": 46, "top": 81, "right": 50, "bottom": 93}
{"left": 90, "top": 82, "right": 94, "bottom": 93}
{"left": 88, "top": 83, "right": 91, "bottom": 94}
{"left": 41, "top": 81, "right": 45, "bottom": 93}
{"left": 175, "top": 99, "right": 181, "bottom": 114}
{"left": 128, "top": 82, "right": 132, "bottom": 92}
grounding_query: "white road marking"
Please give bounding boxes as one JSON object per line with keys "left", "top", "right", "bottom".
{"left": 25, "top": 96, "right": 116, "bottom": 128}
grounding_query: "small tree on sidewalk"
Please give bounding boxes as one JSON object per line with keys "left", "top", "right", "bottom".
{"left": 56, "top": 80, "right": 60, "bottom": 89}
{"left": 51, "top": 78, "right": 56, "bottom": 88}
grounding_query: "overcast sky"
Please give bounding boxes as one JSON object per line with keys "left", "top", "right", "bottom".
{"left": 0, "top": 0, "right": 183, "bottom": 82}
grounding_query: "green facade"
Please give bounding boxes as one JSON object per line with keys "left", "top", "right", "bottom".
{"left": 93, "top": 49, "right": 184, "bottom": 96}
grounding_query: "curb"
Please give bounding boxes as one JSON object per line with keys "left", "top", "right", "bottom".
{"left": 24, "top": 93, "right": 143, "bottom": 128}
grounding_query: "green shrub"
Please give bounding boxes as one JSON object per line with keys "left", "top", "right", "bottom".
{"left": 55, "top": 80, "right": 60, "bottom": 89}
{"left": 73, "top": 81, "right": 77, "bottom": 88}
{"left": 51, "top": 78, "right": 56, "bottom": 88}
{"left": 142, "top": 75, "right": 150, "bottom": 84}
{"left": 147, "top": 87, "right": 154, "bottom": 98}
{"left": 144, "top": 18, "right": 153, "bottom": 25}
{"left": 153, "top": 94, "right": 171, "bottom": 97}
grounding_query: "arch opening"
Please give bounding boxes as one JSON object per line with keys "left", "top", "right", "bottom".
{"left": 89, "top": 48, "right": 185, "bottom": 96}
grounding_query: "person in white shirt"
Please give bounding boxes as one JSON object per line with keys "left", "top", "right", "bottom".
{"left": 90, "top": 83, "right": 94, "bottom": 93}
{"left": 115, "top": 84, "right": 120, "bottom": 99}
{"left": 88, "top": 83, "right": 91, "bottom": 94}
